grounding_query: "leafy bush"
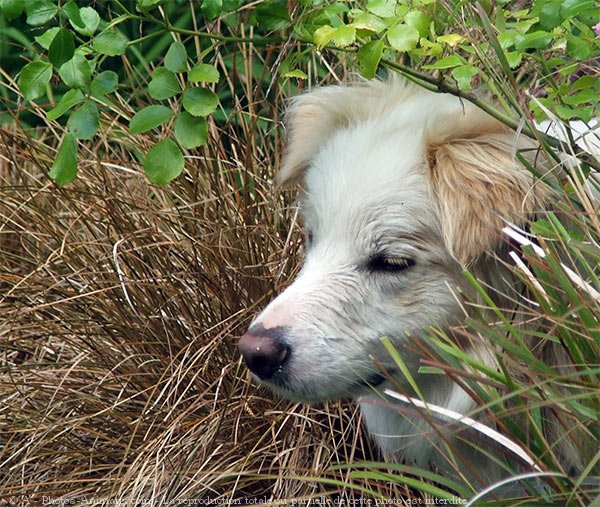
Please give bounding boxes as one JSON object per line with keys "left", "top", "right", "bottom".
{"left": 1, "top": 1, "right": 597, "bottom": 185}
{"left": 0, "top": 0, "right": 599, "bottom": 505}
{"left": 1, "top": 0, "right": 283, "bottom": 185}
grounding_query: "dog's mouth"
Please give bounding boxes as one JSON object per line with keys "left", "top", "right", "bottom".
{"left": 355, "top": 371, "right": 389, "bottom": 388}
{"left": 260, "top": 368, "right": 395, "bottom": 403}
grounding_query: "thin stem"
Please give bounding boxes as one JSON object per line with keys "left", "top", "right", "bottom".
{"left": 381, "top": 58, "right": 521, "bottom": 129}
{"left": 127, "top": 29, "right": 167, "bottom": 47}
{"left": 107, "top": 3, "right": 278, "bottom": 46}
{"left": 380, "top": 58, "right": 600, "bottom": 171}
{"left": 162, "top": 20, "right": 278, "bottom": 45}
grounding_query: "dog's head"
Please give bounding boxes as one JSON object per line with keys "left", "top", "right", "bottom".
{"left": 239, "top": 80, "right": 548, "bottom": 402}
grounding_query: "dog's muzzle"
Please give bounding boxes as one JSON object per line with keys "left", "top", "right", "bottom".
{"left": 238, "top": 325, "right": 290, "bottom": 380}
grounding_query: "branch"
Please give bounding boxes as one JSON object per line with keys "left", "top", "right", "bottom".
{"left": 380, "top": 58, "right": 599, "bottom": 171}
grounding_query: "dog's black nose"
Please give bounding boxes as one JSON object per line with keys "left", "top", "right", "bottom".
{"left": 238, "top": 327, "right": 290, "bottom": 380}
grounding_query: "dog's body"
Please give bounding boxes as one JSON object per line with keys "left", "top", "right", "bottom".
{"left": 239, "top": 79, "right": 586, "bottom": 488}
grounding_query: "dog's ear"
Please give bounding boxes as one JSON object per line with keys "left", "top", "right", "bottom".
{"left": 276, "top": 80, "right": 417, "bottom": 187}
{"left": 428, "top": 127, "right": 550, "bottom": 265}
{"left": 275, "top": 94, "right": 333, "bottom": 188}
{"left": 275, "top": 86, "right": 359, "bottom": 188}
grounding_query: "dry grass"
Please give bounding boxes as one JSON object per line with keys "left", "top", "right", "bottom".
{"left": 0, "top": 45, "right": 418, "bottom": 503}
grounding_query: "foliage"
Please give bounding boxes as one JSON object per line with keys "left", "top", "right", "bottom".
{"left": 294, "top": 1, "right": 599, "bottom": 131}
{"left": 0, "top": 0, "right": 599, "bottom": 505}
{"left": 1, "top": 1, "right": 598, "bottom": 186}
{"left": 0, "top": 0, "right": 261, "bottom": 185}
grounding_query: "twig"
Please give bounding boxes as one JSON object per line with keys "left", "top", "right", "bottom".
{"left": 380, "top": 58, "right": 600, "bottom": 170}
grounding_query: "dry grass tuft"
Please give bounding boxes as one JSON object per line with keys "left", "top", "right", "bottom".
{"left": 0, "top": 59, "right": 411, "bottom": 502}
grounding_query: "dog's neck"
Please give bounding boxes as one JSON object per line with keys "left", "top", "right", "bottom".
{"left": 357, "top": 254, "right": 519, "bottom": 483}
{"left": 358, "top": 376, "right": 505, "bottom": 486}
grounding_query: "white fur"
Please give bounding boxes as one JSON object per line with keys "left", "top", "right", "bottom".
{"left": 244, "top": 79, "right": 584, "bottom": 488}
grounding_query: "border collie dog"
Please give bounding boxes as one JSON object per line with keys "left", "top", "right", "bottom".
{"left": 239, "top": 79, "right": 588, "bottom": 490}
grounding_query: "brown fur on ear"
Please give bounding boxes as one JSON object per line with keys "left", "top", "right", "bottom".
{"left": 429, "top": 131, "right": 551, "bottom": 265}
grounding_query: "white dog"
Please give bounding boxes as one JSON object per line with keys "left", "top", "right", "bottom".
{"left": 239, "top": 79, "right": 585, "bottom": 489}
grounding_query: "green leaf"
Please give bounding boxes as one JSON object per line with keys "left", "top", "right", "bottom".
{"left": 529, "top": 96, "right": 553, "bottom": 121}
{"left": 566, "top": 34, "right": 591, "bottom": 60}
{"left": 63, "top": 3, "right": 98, "bottom": 35}
{"left": 497, "top": 30, "right": 517, "bottom": 49}
{"left": 92, "top": 30, "right": 128, "bottom": 56}
{"left": 254, "top": 1, "right": 290, "bottom": 30}
{"left": 423, "top": 55, "right": 464, "bottom": 69}
{"left": 164, "top": 41, "right": 187, "bottom": 72}
{"left": 513, "top": 18, "right": 538, "bottom": 34}
{"left": 351, "top": 11, "right": 387, "bottom": 33}
{"left": 555, "top": 104, "right": 588, "bottom": 122}
{"left": 356, "top": 39, "right": 384, "bottom": 79}
{"left": 571, "top": 75, "right": 596, "bottom": 92}
{"left": 59, "top": 52, "right": 91, "bottom": 88}
{"left": 451, "top": 65, "right": 478, "bottom": 90}
{"left": 129, "top": 105, "right": 174, "bottom": 134}
{"left": 18, "top": 60, "right": 52, "bottom": 101}
{"left": 563, "top": 89, "right": 597, "bottom": 106}
{"left": 366, "top": 0, "right": 396, "bottom": 17}
{"left": 144, "top": 138, "right": 184, "bottom": 185}
{"left": 182, "top": 87, "right": 219, "bottom": 117}
{"left": 47, "top": 88, "right": 84, "bottom": 120}
{"left": 223, "top": 0, "right": 242, "bottom": 11}
{"left": 437, "top": 33, "right": 465, "bottom": 46}
{"left": 48, "top": 28, "right": 75, "bottom": 68}
{"left": 387, "top": 24, "right": 419, "bottom": 52}
{"left": 560, "top": 0, "right": 595, "bottom": 19}
{"left": 174, "top": 112, "right": 208, "bottom": 149}
{"left": 414, "top": 38, "right": 442, "bottom": 57}
{"left": 62, "top": 0, "right": 84, "bottom": 29}
{"left": 34, "top": 27, "right": 60, "bottom": 49}
{"left": 50, "top": 133, "right": 77, "bottom": 186}
{"left": 404, "top": 10, "right": 430, "bottom": 38}
{"left": 0, "top": 112, "right": 13, "bottom": 126}
{"left": 0, "top": 0, "right": 26, "bottom": 20}
{"left": 77, "top": 7, "right": 100, "bottom": 36}
{"left": 539, "top": 0, "right": 562, "bottom": 30}
{"left": 26, "top": 0, "right": 57, "bottom": 26}
{"left": 91, "top": 71, "right": 118, "bottom": 96}
{"left": 148, "top": 67, "right": 180, "bottom": 100}
{"left": 505, "top": 51, "right": 522, "bottom": 68}
{"left": 314, "top": 25, "right": 337, "bottom": 48}
{"left": 188, "top": 63, "right": 220, "bottom": 83}
{"left": 569, "top": 105, "right": 593, "bottom": 123}
{"left": 136, "top": 0, "right": 165, "bottom": 10}
{"left": 282, "top": 69, "right": 308, "bottom": 79}
{"left": 331, "top": 25, "right": 356, "bottom": 47}
{"left": 514, "top": 31, "right": 552, "bottom": 50}
{"left": 200, "top": 0, "right": 222, "bottom": 21}
{"left": 314, "top": 24, "right": 356, "bottom": 48}
{"left": 68, "top": 100, "right": 99, "bottom": 140}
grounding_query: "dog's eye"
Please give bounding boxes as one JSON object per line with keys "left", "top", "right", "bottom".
{"left": 368, "top": 255, "right": 415, "bottom": 273}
